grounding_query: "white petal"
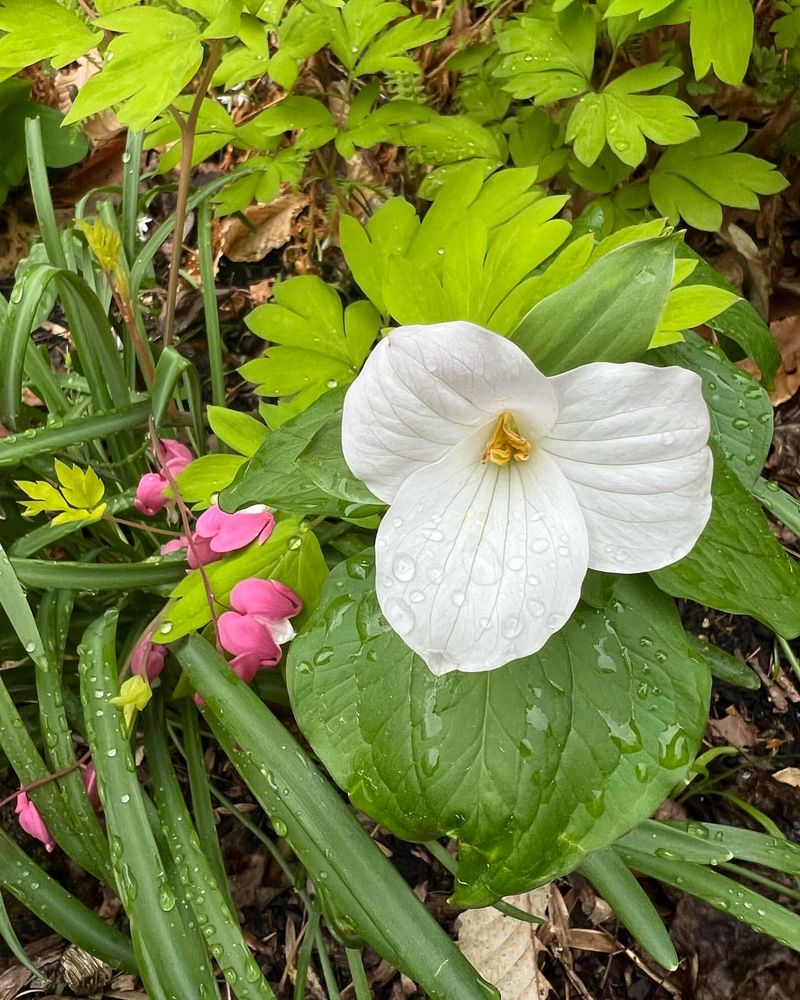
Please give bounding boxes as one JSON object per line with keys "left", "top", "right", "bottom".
{"left": 342, "top": 322, "right": 558, "bottom": 503}
{"left": 542, "top": 362, "right": 712, "bottom": 573}
{"left": 375, "top": 428, "right": 589, "bottom": 674}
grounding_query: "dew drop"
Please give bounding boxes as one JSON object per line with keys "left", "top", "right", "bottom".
{"left": 385, "top": 598, "right": 415, "bottom": 635}
{"left": 501, "top": 616, "right": 523, "bottom": 639}
{"left": 392, "top": 554, "right": 416, "bottom": 582}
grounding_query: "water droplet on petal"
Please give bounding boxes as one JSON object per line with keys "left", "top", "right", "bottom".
{"left": 502, "top": 616, "right": 523, "bottom": 639}
{"left": 392, "top": 554, "right": 416, "bottom": 582}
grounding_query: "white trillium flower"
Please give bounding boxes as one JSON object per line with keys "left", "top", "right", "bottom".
{"left": 341, "top": 322, "right": 713, "bottom": 675}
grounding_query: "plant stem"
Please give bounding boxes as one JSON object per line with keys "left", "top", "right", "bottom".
{"left": 163, "top": 41, "right": 223, "bottom": 348}
{"left": 777, "top": 635, "right": 800, "bottom": 684}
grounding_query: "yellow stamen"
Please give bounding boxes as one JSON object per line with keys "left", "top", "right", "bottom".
{"left": 482, "top": 412, "right": 531, "bottom": 466}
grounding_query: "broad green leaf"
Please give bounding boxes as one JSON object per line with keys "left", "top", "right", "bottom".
{"left": 674, "top": 248, "right": 780, "bottom": 387}
{"left": 321, "top": 0, "right": 406, "bottom": 71}
{"left": 341, "top": 166, "right": 550, "bottom": 323}
{"left": 652, "top": 445, "right": 800, "bottom": 638}
{"left": 336, "top": 98, "right": 438, "bottom": 160}
{"left": 155, "top": 518, "right": 327, "bottom": 642}
{"left": 567, "top": 64, "right": 697, "bottom": 168}
{"left": 494, "top": 6, "right": 596, "bottom": 102}
{"left": 690, "top": 0, "right": 753, "bottom": 85}
{"left": 512, "top": 235, "right": 679, "bottom": 373}
{"left": 294, "top": 412, "right": 385, "bottom": 518}
{"left": 207, "top": 406, "right": 268, "bottom": 457}
{"left": 289, "top": 554, "right": 710, "bottom": 904}
{"left": 654, "top": 333, "right": 772, "bottom": 488}
{"left": 0, "top": 0, "right": 101, "bottom": 79}
{"left": 221, "top": 388, "right": 382, "bottom": 518}
{"left": 650, "top": 117, "right": 788, "bottom": 232}
{"left": 0, "top": 83, "right": 87, "bottom": 206}
{"left": 174, "top": 454, "right": 247, "bottom": 507}
{"left": 63, "top": 8, "right": 204, "bottom": 131}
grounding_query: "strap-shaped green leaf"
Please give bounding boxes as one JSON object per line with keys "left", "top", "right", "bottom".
{"left": 175, "top": 632, "right": 499, "bottom": 1000}
{"left": 0, "top": 828, "right": 135, "bottom": 971}
{"left": 79, "top": 610, "right": 219, "bottom": 1000}
{"left": 578, "top": 848, "right": 678, "bottom": 970}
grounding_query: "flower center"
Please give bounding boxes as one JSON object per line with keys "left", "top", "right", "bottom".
{"left": 481, "top": 412, "right": 531, "bottom": 466}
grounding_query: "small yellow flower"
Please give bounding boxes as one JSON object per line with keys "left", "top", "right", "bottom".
{"left": 75, "top": 218, "right": 129, "bottom": 295}
{"left": 16, "top": 460, "right": 107, "bottom": 525}
{"left": 110, "top": 676, "right": 152, "bottom": 731}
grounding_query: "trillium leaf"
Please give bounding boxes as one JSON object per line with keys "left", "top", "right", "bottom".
{"left": 156, "top": 519, "right": 327, "bottom": 642}
{"left": 653, "top": 333, "right": 772, "bottom": 489}
{"left": 512, "top": 234, "right": 679, "bottom": 374}
{"left": 652, "top": 445, "right": 800, "bottom": 639}
{"left": 288, "top": 553, "right": 710, "bottom": 904}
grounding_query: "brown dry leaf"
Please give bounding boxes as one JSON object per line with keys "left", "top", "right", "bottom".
{"left": 456, "top": 889, "right": 550, "bottom": 1000}
{"left": 740, "top": 315, "right": 800, "bottom": 405}
{"left": 214, "top": 194, "right": 308, "bottom": 264}
{"left": 249, "top": 278, "right": 274, "bottom": 305}
{"left": 707, "top": 705, "right": 759, "bottom": 748}
{"left": 772, "top": 766, "right": 800, "bottom": 787}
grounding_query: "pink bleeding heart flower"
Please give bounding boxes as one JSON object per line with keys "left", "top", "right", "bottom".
{"left": 16, "top": 791, "right": 55, "bottom": 852}
{"left": 131, "top": 637, "right": 167, "bottom": 682}
{"left": 186, "top": 533, "right": 222, "bottom": 570}
{"left": 134, "top": 440, "right": 194, "bottom": 517}
{"left": 161, "top": 536, "right": 188, "bottom": 556}
{"left": 135, "top": 472, "right": 170, "bottom": 516}
{"left": 218, "top": 578, "right": 302, "bottom": 679}
{"left": 161, "top": 439, "right": 193, "bottom": 475}
{"left": 82, "top": 764, "right": 101, "bottom": 813}
{"left": 195, "top": 504, "right": 275, "bottom": 555}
